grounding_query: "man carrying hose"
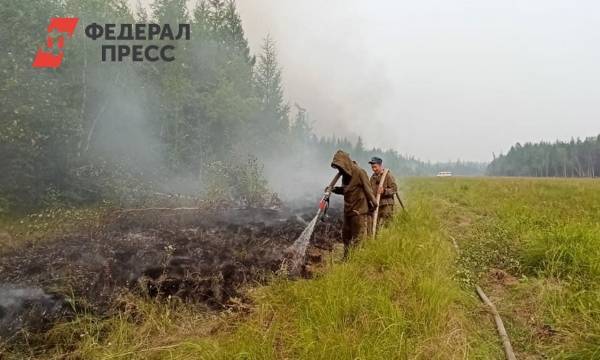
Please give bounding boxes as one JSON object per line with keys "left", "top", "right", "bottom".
{"left": 328, "top": 150, "right": 378, "bottom": 259}
{"left": 369, "top": 156, "right": 398, "bottom": 229}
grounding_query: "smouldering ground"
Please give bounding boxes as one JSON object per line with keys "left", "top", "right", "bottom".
{"left": 2, "top": 177, "right": 599, "bottom": 359}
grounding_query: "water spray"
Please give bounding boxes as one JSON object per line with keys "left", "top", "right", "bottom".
{"left": 283, "top": 172, "right": 342, "bottom": 275}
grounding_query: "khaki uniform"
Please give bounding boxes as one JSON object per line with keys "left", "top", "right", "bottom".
{"left": 370, "top": 170, "right": 398, "bottom": 229}
{"left": 330, "top": 150, "right": 378, "bottom": 255}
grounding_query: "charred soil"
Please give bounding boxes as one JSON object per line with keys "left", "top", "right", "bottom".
{"left": 0, "top": 205, "right": 341, "bottom": 341}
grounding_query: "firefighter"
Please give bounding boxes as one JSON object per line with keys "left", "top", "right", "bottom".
{"left": 368, "top": 156, "right": 398, "bottom": 229}
{"left": 328, "top": 150, "right": 378, "bottom": 258}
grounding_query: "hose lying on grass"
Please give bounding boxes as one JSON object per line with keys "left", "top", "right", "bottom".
{"left": 475, "top": 285, "right": 517, "bottom": 360}
{"left": 449, "top": 235, "right": 517, "bottom": 360}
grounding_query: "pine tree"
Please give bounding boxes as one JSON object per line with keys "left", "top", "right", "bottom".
{"left": 255, "top": 35, "right": 289, "bottom": 134}
{"left": 290, "top": 103, "right": 312, "bottom": 141}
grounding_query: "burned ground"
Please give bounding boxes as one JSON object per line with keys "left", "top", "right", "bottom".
{"left": 0, "top": 205, "right": 342, "bottom": 340}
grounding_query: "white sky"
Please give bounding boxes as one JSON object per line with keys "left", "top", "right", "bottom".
{"left": 235, "top": 0, "right": 600, "bottom": 162}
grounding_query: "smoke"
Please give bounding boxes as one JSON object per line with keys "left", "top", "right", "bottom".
{"left": 0, "top": 285, "right": 66, "bottom": 337}
{"left": 89, "top": 68, "right": 163, "bottom": 171}
{"left": 236, "top": 0, "right": 390, "bottom": 145}
{"left": 81, "top": 56, "right": 197, "bottom": 197}
{"left": 261, "top": 142, "right": 337, "bottom": 204}
{"left": 84, "top": 1, "right": 460, "bottom": 205}
{"left": 236, "top": 0, "right": 600, "bottom": 162}
{"left": 79, "top": 29, "right": 206, "bottom": 198}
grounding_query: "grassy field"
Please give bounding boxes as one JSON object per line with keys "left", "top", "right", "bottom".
{"left": 2, "top": 177, "right": 599, "bottom": 359}
{"left": 416, "top": 177, "right": 600, "bottom": 359}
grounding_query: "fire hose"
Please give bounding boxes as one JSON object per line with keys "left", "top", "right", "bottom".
{"left": 371, "top": 168, "right": 389, "bottom": 235}
{"left": 319, "top": 172, "right": 342, "bottom": 221}
{"left": 372, "top": 169, "right": 407, "bottom": 235}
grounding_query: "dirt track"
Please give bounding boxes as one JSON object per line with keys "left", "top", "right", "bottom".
{"left": 0, "top": 205, "right": 342, "bottom": 339}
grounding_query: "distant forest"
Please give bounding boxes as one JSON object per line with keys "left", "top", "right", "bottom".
{"left": 312, "top": 135, "right": 486, "bottom": 178}
{"left": 1, "top": 0, "right": 484, "bottom": 213}
{"left": 487, "top": 136, "right": 600, "bottom": 177}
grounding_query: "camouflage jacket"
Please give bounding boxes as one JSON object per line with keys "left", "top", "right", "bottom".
{"left": 370, "top": 170, "right": 397, "bottom": 206}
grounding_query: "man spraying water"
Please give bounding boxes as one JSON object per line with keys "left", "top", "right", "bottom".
{"left": 283, "top": 150, "right": 377, "bottom": 274}
{"left": 328, "top": 150, "right": 378, "bottom": 259}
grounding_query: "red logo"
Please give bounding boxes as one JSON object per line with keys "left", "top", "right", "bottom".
{"left": 32, "top": 18, "right": 79, "bottom": 69}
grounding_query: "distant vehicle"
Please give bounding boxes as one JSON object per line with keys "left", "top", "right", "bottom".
{"left": 436, "top": 171, "right": 453, "bottom": 177}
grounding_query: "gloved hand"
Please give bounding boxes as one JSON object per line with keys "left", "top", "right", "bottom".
{"left": 331, "top": 186, "right": 344, "bottom": 195}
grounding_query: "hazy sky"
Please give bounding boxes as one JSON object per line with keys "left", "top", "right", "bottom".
{"left": 131, "top": 0, "right": 600, "bottom": 162}
{"left": 235, "top": 0, "right": 600, "bottom": 162}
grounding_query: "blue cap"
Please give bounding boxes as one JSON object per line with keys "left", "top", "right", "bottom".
{"left": 368, "top": 156, "right": 382, "bottom": 165}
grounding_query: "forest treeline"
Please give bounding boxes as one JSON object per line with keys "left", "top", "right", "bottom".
{"left": 487, "top": 136, "right": 600, "bottom": 177}
{"left": 1, "top": 0, "right": 483, "bottom": 213}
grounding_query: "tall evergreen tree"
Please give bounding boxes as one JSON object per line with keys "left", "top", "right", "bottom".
{"left": 255, "top": 35, "right": 289, "bottom": 135}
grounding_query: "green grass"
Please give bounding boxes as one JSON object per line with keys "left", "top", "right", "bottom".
{"left": 3, "top": 177, "right": 599, "bottom": 359}
{"left": 175, "top": 203, "right": 499, "bottom": 359}
{"left": 410, "top": 177, "right": 600, "bottom": 358}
